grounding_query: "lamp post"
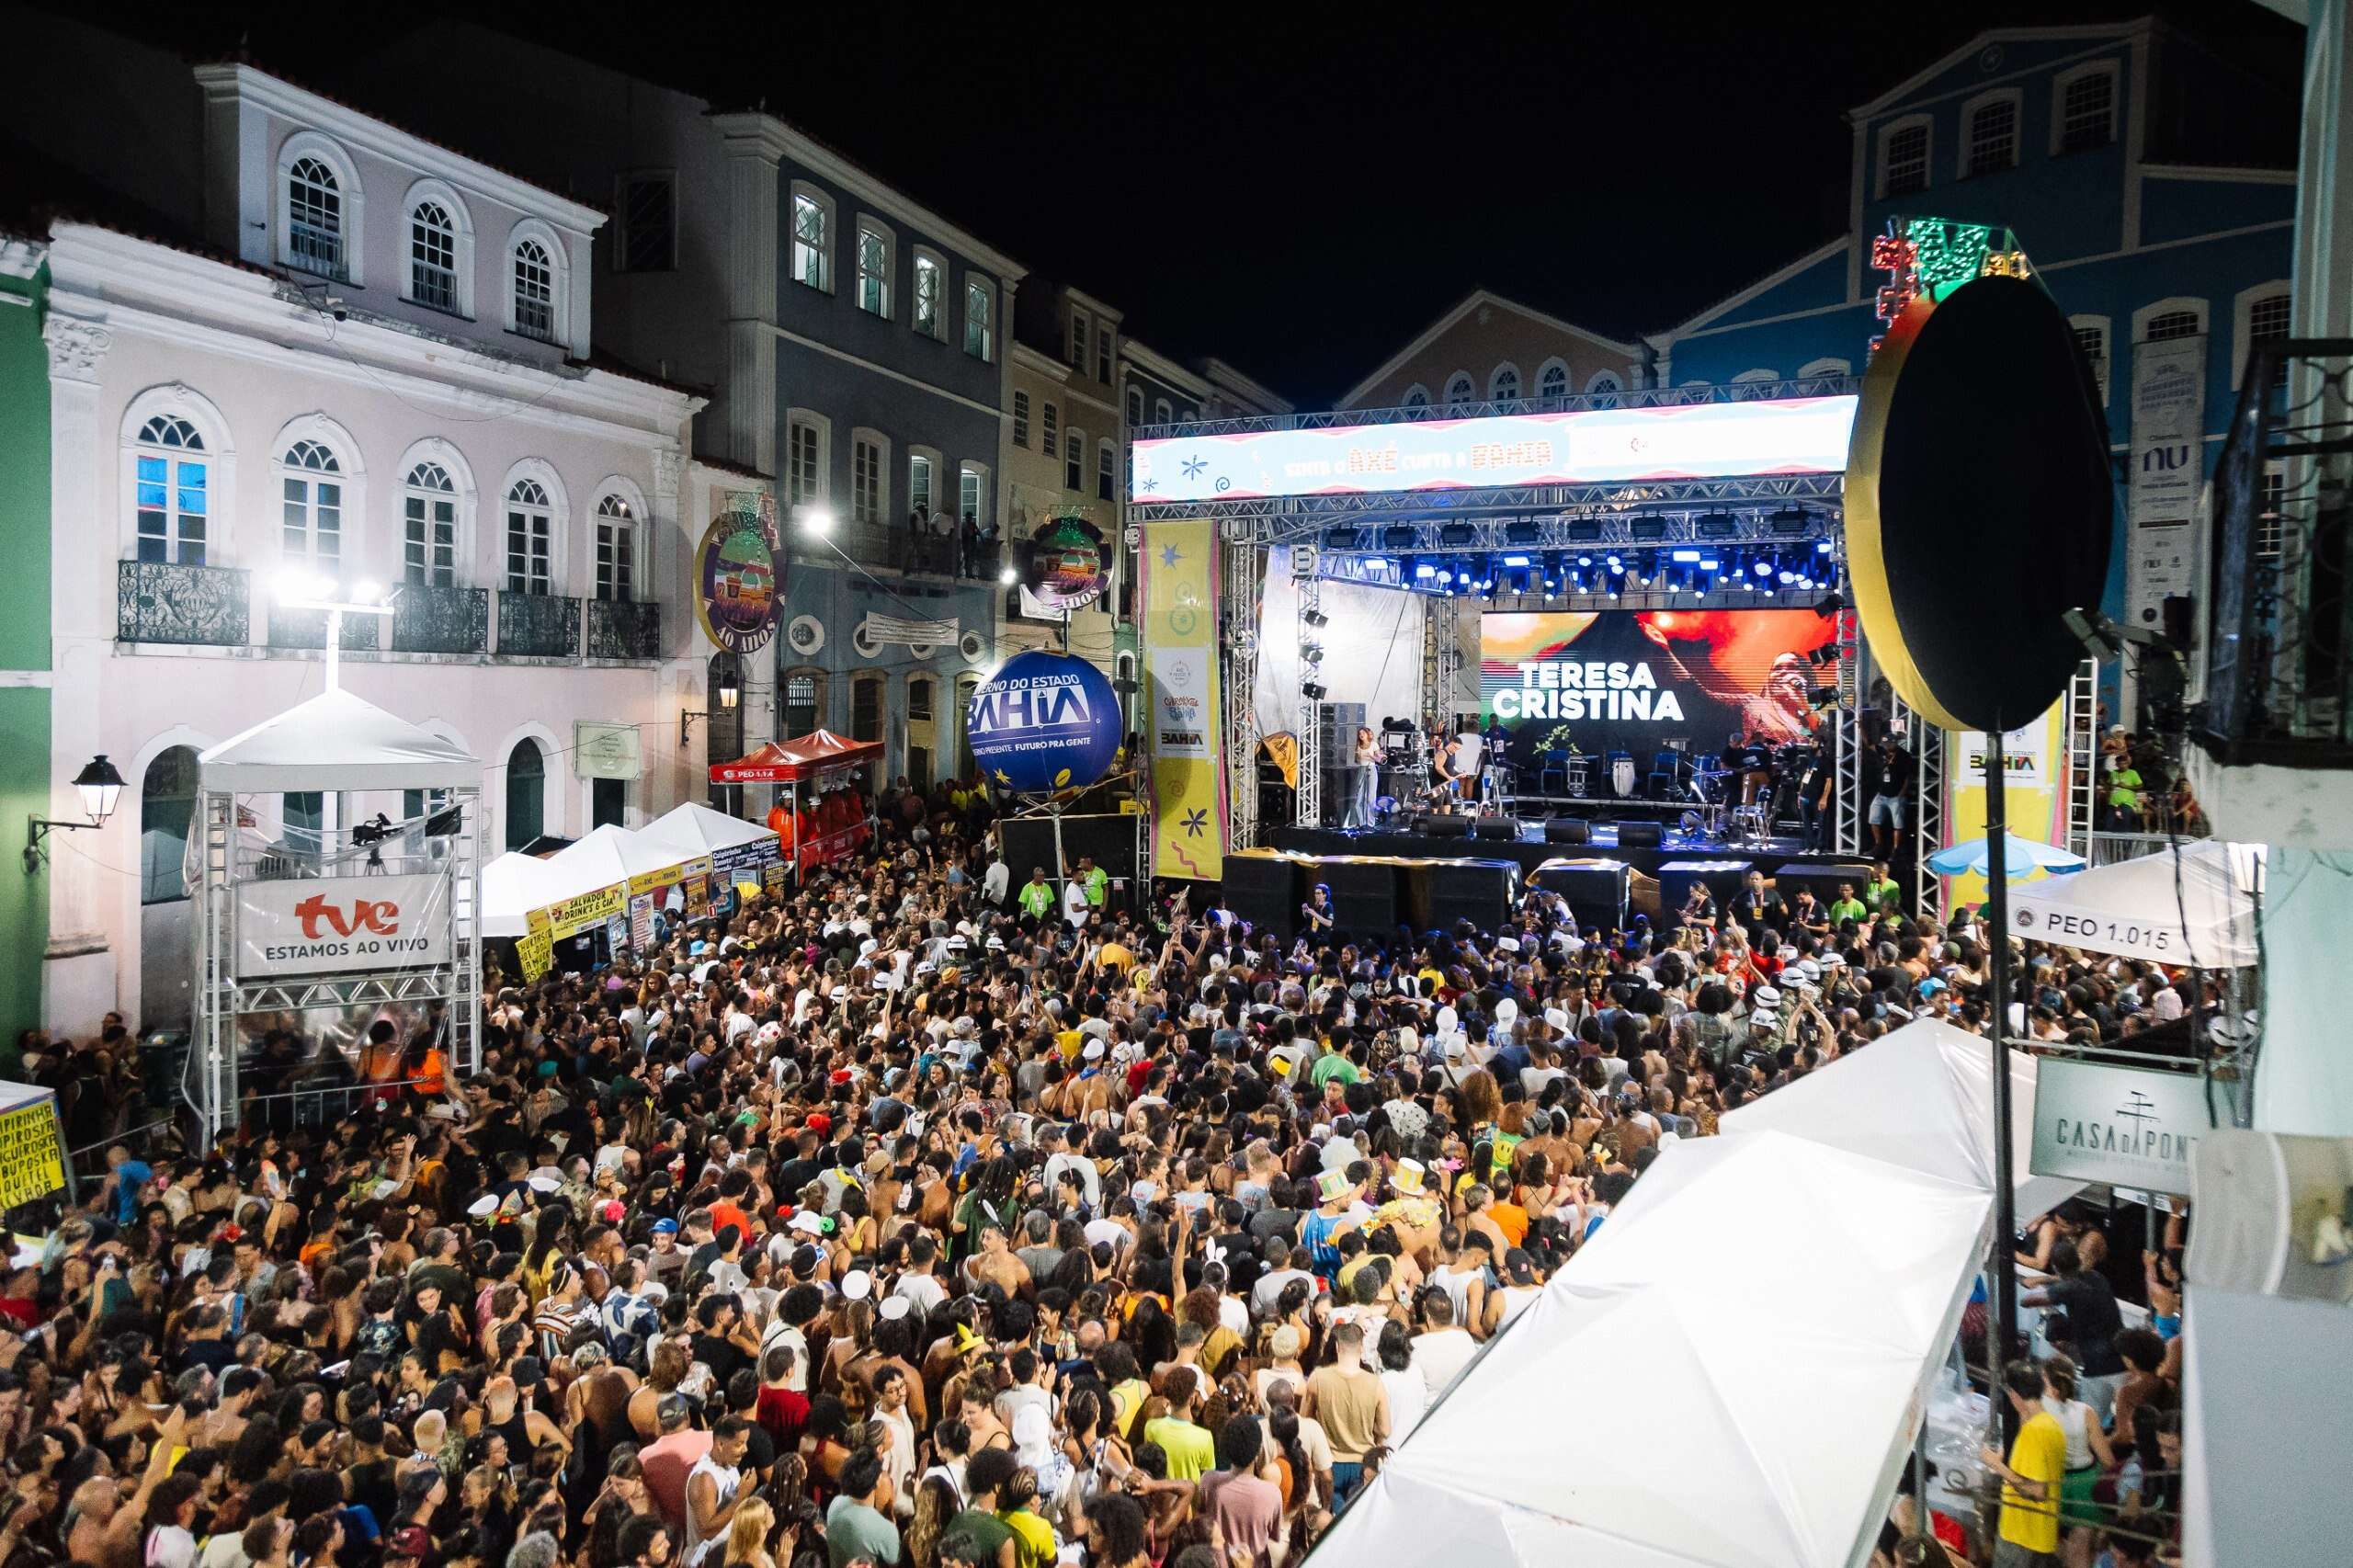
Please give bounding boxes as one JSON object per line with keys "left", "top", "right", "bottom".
{"left": 23, "top": 754, "right": 126, "bottom": 872}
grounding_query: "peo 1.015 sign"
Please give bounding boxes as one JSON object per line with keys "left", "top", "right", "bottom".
{"left": 2029, "top": 1057, "right": 2220, "bottom": 1194}
{"left": 237, "top": 874, "right": 452, "bottom": 980}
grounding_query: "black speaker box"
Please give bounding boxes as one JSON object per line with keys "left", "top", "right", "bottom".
{"left": 1416, "top": 813, "right": 1472, "bottom": 838}
{"left": 1319, "top": 857, "right": 1401, "bottom": 937}
{"left": 1222, "top": 852, "right": 1298, "bottom": 941}
{"left": 1768, "top": 860, "right": 1876, "bottom": 906}
{"left": 1404, "top": 858, "right": 1518, "bottom": 934}
{"left": 1544, "top": 817, "right": 1590, "bottom": 845}
{"left": 1616, "top": 820, "right": 1665, "bottom": 848}
{"left": 1656, "top": 858, "right": 1755, "bottom": 920}
{"left": 1529, "top": 856, "right": 1631, "bottom": 935}
{"left": 1473, "top": 817, "right": 1518, "bottom": 841}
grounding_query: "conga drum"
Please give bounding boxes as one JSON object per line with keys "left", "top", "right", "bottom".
{"left": 1611, "top": 755, "right": 1637, "bottom": 799}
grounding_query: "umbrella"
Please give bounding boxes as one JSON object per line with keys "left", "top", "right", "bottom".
{"left": 1927, "top": 832, "right": 2086, "bottom": 880}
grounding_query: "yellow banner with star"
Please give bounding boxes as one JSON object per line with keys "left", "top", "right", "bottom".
{"left": 1142, "top": 519, "right": 1223, "bottom": 881}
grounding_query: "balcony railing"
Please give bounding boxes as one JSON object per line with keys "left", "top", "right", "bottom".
{"left": 390, "top": 583, "right": 489, "bottom": 654}
{"left": 837, "top": 521, "right": 1006, "bottom": 581}
{"left": 495, "top": 590, "right": 581, "bottom": 657}
{"left": 267, "top": 604, "right": 381, "bottom": 652}
{"left": 118, "top": 560, "right": 250, "bottom": 646}
{"left": 586, "top": 597, "right": 662, "bottom": 660}
{"left": 2198, "top": 340, "right": 2353, "bottom": 766}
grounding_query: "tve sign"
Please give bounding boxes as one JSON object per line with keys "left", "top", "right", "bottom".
{"left": 2029, "top": 1057, "right": 2219, "bottom": 1194}
{"left": 237, "top": 874, "right": 449, "bottom": 979}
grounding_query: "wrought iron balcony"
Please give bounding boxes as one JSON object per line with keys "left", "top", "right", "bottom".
{"left": 118, "top": 560, "right": 250, "bottom": 646}
{"left": 389, "top": 583, "right": 489, "bottom": 655}
{"left": 267, "top": 604, "right": 381, "bottom": 652}
{"left": 495, "top": 590, "right": 580, "bottom": 658}
{"left": 2197, "top": 340, "right": 2353, "bottom": 767}
{"left": 586, "top": 597, "right": 662, "bottom": 660}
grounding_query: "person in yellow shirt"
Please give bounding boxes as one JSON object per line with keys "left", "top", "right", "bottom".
{"left": 1983, "top": 1360, "right": 2067, "bottom": 1567}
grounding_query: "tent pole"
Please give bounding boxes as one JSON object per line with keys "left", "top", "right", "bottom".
{"left": 1983, "top": 731, "right": 2020, "bottom": 1439}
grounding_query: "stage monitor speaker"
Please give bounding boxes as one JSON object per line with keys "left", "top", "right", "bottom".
{"left": 1222, "top": 852, "right": 1298, "bottom": 942}
{"left": 1416, "top": 813, "right": 1472, "bottom": 839}
{"left": 1657, "top": 858, "right": 1755, "bottom": 922}
{"left": 1544, "top": 817, "right": 1590, "bottom": 846}
{"left": 1473, "top": 817, "right": 1518, "bottom": 841}
{"left": 1616, "top": 820, "right": 1665, "bottom": 848}
{"left": 1320, "top": 857, "right": 1400, "bottom": 937}
{"left": 1404, "top": 858, "right": 1517, "bottom": 935}
{"left": 1768, "top": 860, "right": 1877, "bottom": 909}
{"left": 1529, "top": 856, "right": 1629, "bottom": 936}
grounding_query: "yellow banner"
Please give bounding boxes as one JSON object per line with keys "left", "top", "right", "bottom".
{"left": 763, "top": 863, "right": 788, "bottom": 895}
{"left": 532, "top": 883, "right": 627, "bottom": 939}
{"left": 516, "top": 929, "right": 554, "bottom": 983}
{"left": 1941, "top": 699, "right": 2074, "bottom": 911}
{"left": 1143, "top": 518, "right": 1223, "bottom": 881}
{"left": 628, "top": 857, "right": 712, "bottom": 897}
{"left": 0, "top": 1096, "right": 63, "bottom": 1207}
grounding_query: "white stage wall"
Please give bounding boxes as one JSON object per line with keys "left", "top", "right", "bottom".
{"left": 1254, "top": 546, "right": 1427, "bottom": 741}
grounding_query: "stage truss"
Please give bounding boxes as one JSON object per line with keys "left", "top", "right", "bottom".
{"left": 1296, "top": 560, "right": 1324, "bottom": 827}
{"left": 1223, "top": 526, "right": 1263, "bottom": 854}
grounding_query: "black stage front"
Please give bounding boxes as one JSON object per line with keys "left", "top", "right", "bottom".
{"left": 1269, "top": 824, "right": 1845, "bottom": 881}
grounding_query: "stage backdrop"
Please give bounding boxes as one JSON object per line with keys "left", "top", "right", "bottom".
{"left": 1141, "top": 520, "right": 1225, "bottom": 881}
{"left": 1479, "top": 609, "right": 1837, "bottom": 757}
{"left": 1254, "top": 546, "right": 1428, "bottom": 739}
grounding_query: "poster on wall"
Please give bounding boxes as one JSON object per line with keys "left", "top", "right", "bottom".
{"left": 574, "top": 722, "right": 643, "bottom": 781}
{"left": 0, "top": 1095, "right": 65, "bottom": 1208}
{"left": 1479, "top": 609, "right": 1837, "bottom": 755}
{"left": 696, "top": 488, "right": 783, "bottom": 655}
{"left": 237, "top": 873, "right": 453, "bottom": 979}
{"left": 1141, "top": 519, "right": 1224, "bottom": 881}
{"left": 2125, "top": 335, "right": 2206, "bottom": 632}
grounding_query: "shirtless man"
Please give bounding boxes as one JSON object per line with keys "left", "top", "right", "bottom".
{"left": 963, "top": 1221, "right": 1031, "bottom": 1300}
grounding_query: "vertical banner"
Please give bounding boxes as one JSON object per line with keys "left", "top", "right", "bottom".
{"left": 1142, "top": 519, "right": 1224, "bottom": 881}
{"left": 1941, "top": 701, "right": 2069, "bottom": 911}
{"left": 2125, "top": 335, "right": 2207, "bottom": 634}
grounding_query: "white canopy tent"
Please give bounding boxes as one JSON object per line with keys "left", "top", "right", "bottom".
{"left": 639, "top": 801, "right": 779, "bottom": 857}
{"left": 1720, "top": 1017, "right": 2080, "bottom": 1217}
{"left": 546, "top": 824, "right": 706, "bottom": 892}
{"left": 198, "top": 687, "right": 480, "bottom": 792}
{"left": 2009, "top": 839, "right": 2265, "bottom": 969}
{"left": 1313, "top": 1130, "right": 1991, "bottom": 1568}
{"left": 481, "top": 851, "right": 574, "bottom": 940}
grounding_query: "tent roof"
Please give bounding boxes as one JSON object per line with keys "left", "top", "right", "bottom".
{"left": 481, "top": 850, "right": 574, "bottom": 938}
{"left": 1314, "top": 1130, "right": 1989, "bottom": 1568}
{"left": 544, "top": 824, "right": 704, "bottom": 892}
{"left": 639, "top": 801, "right": 779, "bottom": 856}
{"left": 710, "top": 730, "right": 883, "bottom": 784}
{"left": 2010, "top": 839, "right": 2265, "bottom": 968}
{"left": 199, "top": 688, "right": 479, "bottom": 792}
{"left": 1719, "top": 1017, "right": 2080, "bottom": 1216}
{"left": 0, "top": 1082, "right": 54, "bottom": 1116}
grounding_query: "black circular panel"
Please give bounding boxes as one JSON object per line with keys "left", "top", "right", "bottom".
{"left": 1847, "top": 276, "right": 2114, "bottom": 733}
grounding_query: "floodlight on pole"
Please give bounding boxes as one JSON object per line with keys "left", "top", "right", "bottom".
{"left": 272, "top": 571, "right": 398, "bottom": 692}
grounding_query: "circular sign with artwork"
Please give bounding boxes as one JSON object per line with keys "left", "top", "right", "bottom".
{"left": 1017, "top": 514, "right": 1111, "bottom": 614}
{"left": 967, "top": 650, "right": 1121, "bottom": 793}
{"left": 695, "top": 497, "right": 782, "bottom": 655}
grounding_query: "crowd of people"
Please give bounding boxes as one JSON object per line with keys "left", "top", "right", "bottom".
{"left": 0, "top": 773, "right": 2203, "bottom": 1568}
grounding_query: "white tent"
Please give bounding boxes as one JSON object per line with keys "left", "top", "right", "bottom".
{"left": 2009, "top": 839, "right": 2265, "bottom": 969}
{"left": 198, "top": 687, "right": 479, "bottom": 791}
{"left": 1719, "top": 1017, "right": 2080, "bottom": 1217}
{"left": 1313, "top": 1130, "right": 1990, "bottom": 1568}
{"left": 546, "top": 824, "right": 707, "bottom": 893}
{"left": 639, "top": 801, "right": 779, "bottom": 857}
{"left": 481, "top": 851, "right": 574, "bottom": 939}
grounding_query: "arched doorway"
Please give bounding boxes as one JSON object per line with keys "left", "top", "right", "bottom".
{"left": 139, "top": 746, "right": 200, "bottom": 1028}
{"left": 506, "top": 738, "right": 546, "bottom": 848}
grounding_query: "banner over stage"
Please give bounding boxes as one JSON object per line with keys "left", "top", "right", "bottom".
{"left": 1131, "top": 396, "right": 1856, "bottom": 505}
{"left": 1142, "top": 519, "right": 1223, "bottom": 881}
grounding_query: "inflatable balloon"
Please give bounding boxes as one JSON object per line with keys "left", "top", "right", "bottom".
{"left": 967, "top": 651, "right": 1121, "bottom": 793}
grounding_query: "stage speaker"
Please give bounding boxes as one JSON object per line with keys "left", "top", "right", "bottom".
{"left": 1529, "top": 856, "right": 1630, "bottom": 935}
{"left": 1320, "top": 857, "right": 1400, "bottom": 937}
{"left": 1616, "top": 821, "right": 1665, "bottom": 849}
{"left": 1473, "top": 817, "right": 1518, "bottom": 842}
{"left": 1416, "top": 813, "right": 1472, "bottom": 838}
{"left": 1404, "top": 858, "right": 1517, "bottom": 935}
{"left": 1544, "top": 817, "right": 1590, "bottom": 846}
{"left": 1768, "top": 859, "right": 1876, "bottom": 909}
{"left": 1222, "top": 851, "right": 1298, "bottom": 942}
{"left": 1657, "top": 858, "right": 1754, "bottom": 922}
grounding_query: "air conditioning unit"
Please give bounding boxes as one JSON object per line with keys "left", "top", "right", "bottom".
{"left": 786, "top": 615, "right": 825, "bottom": 656}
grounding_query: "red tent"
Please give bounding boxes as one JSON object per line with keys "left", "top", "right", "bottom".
{"left": 710, "top": 729, "right": 884, "bottom": 785}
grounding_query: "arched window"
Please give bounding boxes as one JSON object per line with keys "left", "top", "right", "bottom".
{"left": 133, "top": 415, "right": 210, "bottom": 564}
{"left": 1490, "top": 364, "right": 1521, "bottom": 403}
{"left": 512, "top": 238, "right": 557, "bottom": 343}
{"left": 2144, "top": 309, "right": 2201, "bottom": 343}
{"left": 506, "top": 478, "right": 553, "bottom": 594}
{"left": 287, "top": 155, "right": 345, "bottom": 278}
{"left": 1126, "top": 385, "right": 1143, "bottom": 428}
{"left": 410, "top": 202, "right": 458, "bottom": 311}
{"left": 1537, "top": 362, "right": 1569, "bottom": 403}
{"left": 1097, "top": 440, "right": 1116, "bottom": 502}
{"left": 1400, "top": 385, "right": 1430, "bottom": 410}
{"left": 278, "top": 438, "right": 344, "bottom": 574}
{"left": 140, "top": 745, "right": 201, "bottom": 905}
{"left": 1064, "top": 426, "right": 1085, "bottom": 493}
{"left": 1586, "top": 371, "right": 1621, "bottom": 407}
{"left": 1154, "top": 397, "right": 1173, "bottom": 426}
{"left": 505, "top": 738, "right": 546, "bottom": 849}
{"left": 595, "top": 493, "right": 636, "bottom": 602}
{"left": 1444, "top": 372, "right": 1475, "bottom": 410}
{"left": 404, "top": 461, "right": 459, "bottom": 586}
{"left": 1961, "top": 90, "right": 2021, "bottom": 178}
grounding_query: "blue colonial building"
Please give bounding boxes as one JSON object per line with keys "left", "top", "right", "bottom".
{"left": 1654, "top": 17, "right": 2299, "bottom": 698}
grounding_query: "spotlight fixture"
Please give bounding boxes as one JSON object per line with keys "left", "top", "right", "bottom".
{"left": 1438, "top": 522, "right": 1478, "bottom": 547}
{"left": 1564, "top": 517, "right": 1606, "bottom": 543}
{"left": 1769, "top": 506, "right": 1810, "bottom": 537}
{"left": 1325, "top": 527, "right": 1365, "bottom": 551}
{"left": 1302, "top": 608, "right": 1329, "bottom": 629}
{"left": 1300, "top": 642, "right": 1324, "bottom": 664}
{"left": 1302, "top": 681, "right": 1327, "bottom": 700}
{"left": 1696, "top": 511, "right": 1740, "bottom": 540}
{"left": 1813, "top": 591, "right": 1848, "bottom": 619}
{"left": 1503, "top": 518, "right": 1542, "bottom": 546}
{"left": 1381, "top": 526, "right": 1418, "bottom": 551}
{"left": 1630, "top": 515, "right": 1667, "bottom": 542}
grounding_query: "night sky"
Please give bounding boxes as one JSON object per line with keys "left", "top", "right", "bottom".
{"left": 119, "top": 0, "right": 2302, "bottom": 406}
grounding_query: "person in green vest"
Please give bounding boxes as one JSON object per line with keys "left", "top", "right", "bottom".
{"left": 1017, "top": 866, "right": 1056, "bottom": 925}
{"left": 1827, "top": 881, "right": 1869, "bottom": 927}
{"left": 1865, "top": 860, "right": 1903, "bottom": 915}
{"left": 1076, "top": 854, "right": 1109, "bottom": 910}
{"left": 2106, "top": 756, "right": 2146, "bottom": 831}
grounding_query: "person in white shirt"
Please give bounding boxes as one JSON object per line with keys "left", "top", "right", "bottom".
{"left": 1412, "top": 1290, "right": 1481, "bottom": 1401}
{"left": 983, "top": 855, "right": 1011, "bottom": 907}
{"left": 1062, "top": 875, "right": 1090, "bottom": 929}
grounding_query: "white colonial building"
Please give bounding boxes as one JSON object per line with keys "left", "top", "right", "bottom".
{"left": 18, "top": 48, "right": 720, "bottom": 1036}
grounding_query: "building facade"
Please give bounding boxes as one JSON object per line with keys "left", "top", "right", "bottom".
{"left": 1651, "top": 18, "right": 2297, "bottom": 696}
{"left": 1335, "top": 289, "right": 1650, "bottom": 414}
{"left": 1, "top": 25, "right": 703, "bottom": 1037}
{"left": 0, "top": 238, "right": 51, "bottom": 1048}
{"left": 1003, "top": 283, "right": 1128, "bottom": 690}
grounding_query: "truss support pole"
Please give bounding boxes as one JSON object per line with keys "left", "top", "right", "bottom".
{"left": 1223, "top": 527, "right": 1263, "bottom": 857}
{"left": 1834, "top": 607, "right": 1865, "bottom": 857}
{"left": 1296, "top": 567, "right": 1324, "bottom": 827}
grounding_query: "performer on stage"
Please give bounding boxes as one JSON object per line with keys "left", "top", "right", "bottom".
{"left": 1343, "top": 724, "right": 1381, "bottom": 830}
{"left": 1429, "top": 729, "right": 1467, "bottom": 811}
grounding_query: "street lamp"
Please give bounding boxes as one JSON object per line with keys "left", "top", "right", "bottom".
{"left": 25, "top": 754, "right": 125, "bottom": 873}
{"left": 272, "top": 571, "right": 397, "bottom": 691}
{"left": 799, "top": 504, "right": 834, "bottom": 538}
